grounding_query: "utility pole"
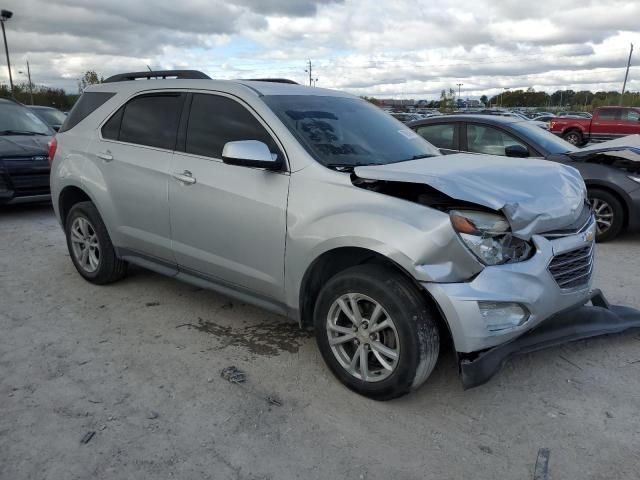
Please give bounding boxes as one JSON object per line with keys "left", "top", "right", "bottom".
{"left": 19, "top": 60, "right": 34, "bottom": 104}
{"left": 305, "top": 59, "right": 313, "bottom": 86}
{"left": 26, "top": 60, "right": 33, "bottom": 104}
{"left": 620, "top": 43, "right": 634, "bottom": 106}
{"left": 0, "top": 10, "right": 13, "bottom": 95}
{"left": 456, "top": 83, "right": 463, "bottom": 105}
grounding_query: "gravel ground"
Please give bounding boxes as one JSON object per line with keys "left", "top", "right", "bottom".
{"left": 1, "top": 203, "right": 640, "bottom": 480}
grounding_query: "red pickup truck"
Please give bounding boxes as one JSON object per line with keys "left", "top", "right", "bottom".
{"left": 550, "top": 106, "right": 640, "bottom": 146}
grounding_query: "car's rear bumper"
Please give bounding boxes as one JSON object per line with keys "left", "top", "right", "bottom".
{"left": 459, "top": 289, "right": 640, "bottom": 389}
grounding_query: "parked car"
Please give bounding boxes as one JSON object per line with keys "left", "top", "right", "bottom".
{"left": 0, "top": 98, "right": 54, "bottom": 205}
{"left": 390, "top": 112, "right": 423, "bottom": 123}
{"left": 550, "top": 107, "right": 640, "bottom": 146}
{"left": 557, "top": 111, "right": 592, "bottom": 119}
{"left": 532, "top": 114, "right": 555, "bottom": 122}
{"left": 50, "top": 70, "right": 640, "bottom": 399}
{"left": 408, "top": 114, "right": 640, "bottom": 241}
{"left": 28, "top": 105, "right": 67, "bottom": 131}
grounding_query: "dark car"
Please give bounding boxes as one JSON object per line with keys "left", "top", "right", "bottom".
{"left": 28, "top": 105, "right": 67, "bottom": 131}
{"left": 0, "top": 99, "right": 54, "bottom": 205}
{"left": 408, "top": 114, "right": 640, "bottom": 241}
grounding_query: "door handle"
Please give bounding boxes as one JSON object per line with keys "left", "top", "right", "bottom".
{"left": 172, "top": 170, "right": 196, "bottom": 185}
{"left": 97, "top": 151, "right": 113, "bottom": 162}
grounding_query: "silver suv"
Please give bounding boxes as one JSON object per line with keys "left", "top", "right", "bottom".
{"left": 51, "top": 70, "right": 634, "bottom": 400}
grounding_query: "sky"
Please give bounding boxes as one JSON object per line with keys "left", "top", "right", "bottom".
{"left": 2, "top": 0, "right": 639, "bottom": 99}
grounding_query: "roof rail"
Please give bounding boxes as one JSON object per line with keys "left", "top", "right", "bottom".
{"left": 103, "top": 70, "right": 211, "bottom": 83}
{"left": 241, "top": 78, "right": 299, "bottom": 84}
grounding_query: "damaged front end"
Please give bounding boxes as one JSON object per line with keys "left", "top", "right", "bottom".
{"left": 459, "top": 289, "right": 640, "bottom": 389}
{"left": 351, "top": 154, "right": 640, "bottom": 389}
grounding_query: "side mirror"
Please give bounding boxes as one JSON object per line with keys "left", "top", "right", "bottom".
{"left": 505, "top": 144, "right": 529, "bottom": 158}
{"left": 222, "top": 140, "right": 280, "bottom": 170}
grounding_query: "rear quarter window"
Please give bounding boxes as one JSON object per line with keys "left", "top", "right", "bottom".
{"left": 59, "top": 92, "right": 115, "bottom": 132}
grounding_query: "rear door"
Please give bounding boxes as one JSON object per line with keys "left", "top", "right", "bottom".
{"left": 89, "top": 92, "right": 186, "bottom": 261}
{"left": 591, "top": 108, "right": 621, "bottom": 141}
{"left": 168, "top": 92, "right": 289, "bottom": 301}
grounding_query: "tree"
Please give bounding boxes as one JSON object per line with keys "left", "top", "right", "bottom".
{"left": 78, "top": 70, "right": 102, "bottom": 93}
{"left": 479, "top": 95, "right": 488, "bottom": 106}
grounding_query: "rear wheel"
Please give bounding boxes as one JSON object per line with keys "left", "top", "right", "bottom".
{"left": 563, "top": 129, "right": 583, "bottom": 146}
{"left": 313, "top": 264, "right": 440, "bottom": 400}
{"left": 65, "top": 201, "right": 127, "bottom": 284}
{"left": 588, "top": 188, "right": 625, "bottom": 242}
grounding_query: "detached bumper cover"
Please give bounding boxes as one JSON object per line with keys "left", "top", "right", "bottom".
{"left": 460, "top": 290, "right": 640, "bottom": 389}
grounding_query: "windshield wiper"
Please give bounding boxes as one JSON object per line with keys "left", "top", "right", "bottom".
{"left": 0, "top": 130, "right": 48, "bottom": 136}
{"left": 326, "top": 162, "right": 374, "bottom": 171}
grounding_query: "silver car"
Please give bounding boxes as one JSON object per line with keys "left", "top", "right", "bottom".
{"left": 50, "top": 70, "right": 640, "bottom": 400}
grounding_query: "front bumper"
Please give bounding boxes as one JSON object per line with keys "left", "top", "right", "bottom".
{"left": 424, "top": 228, "right": 596, "bottom": 353}
{"left": 459, "top": 289, "right": 640, "bottom": 388}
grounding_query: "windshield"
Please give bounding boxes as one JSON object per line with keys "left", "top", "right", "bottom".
{"left": 32, "top": 108, "right": 67, "bottom": 125}
{"left": 511, "top": 121, "right": 576, "bottom": 155}
{"left": 0, "top": 103, "right": 51, "bottom": 135}
{"left": 262, "top": 95, "right": 440, "bottom": 168}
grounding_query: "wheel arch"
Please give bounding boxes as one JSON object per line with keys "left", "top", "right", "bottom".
{"left": 58, "top": 185, "right": 94, "bottom": 226}
{"left": 585, "top": 182, "right": 630, "bottom": 228}
{"left": 297, "top": 246, "right": 450, "bottom": 342}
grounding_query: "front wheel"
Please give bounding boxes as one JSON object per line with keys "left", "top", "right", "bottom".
{"left": 588, "top": 189, "right": 625, "bottom": 242}
{"left": 313, "top": 264, "right": 440, "bottom": 400}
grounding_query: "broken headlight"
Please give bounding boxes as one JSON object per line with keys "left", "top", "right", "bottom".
{"left": 450, "top": 210, "right": 533, "bottom": 266}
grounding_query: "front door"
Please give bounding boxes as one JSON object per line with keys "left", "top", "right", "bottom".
{"left": 169, "top": 93, "right": 289, "bottom": 301}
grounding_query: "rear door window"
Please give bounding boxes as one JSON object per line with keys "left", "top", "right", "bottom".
{"left": 185, "top": 93, "right": 281, "bottom": 160}
{"left": 597, "top": 109, "right": 620, "bottom": 120}
{"left": 415, "top": 123, "right": 456, "bottom": 150}
{"left": 114, "top": 93, "right": 184, "bottom": 150}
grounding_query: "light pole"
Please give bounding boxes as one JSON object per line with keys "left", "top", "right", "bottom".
{"left": 500, "top": 88, "right": 509, "bottom": 108}
{"left": 0, "top": 9, "right": 13, "bottom": 95}
{"left": 18, "top": 60, "right": 34, "bottom": 105}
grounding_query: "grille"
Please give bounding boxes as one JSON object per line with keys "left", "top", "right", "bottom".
{"left": 548, "top": 243, "right": 594, "bottom": 289}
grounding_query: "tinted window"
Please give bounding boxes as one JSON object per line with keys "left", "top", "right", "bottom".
{"left": 466, "top": 124, "right": 527, "bottom": 156}
{"left": 60, "top": 92, "right": 115, "bottom": 132}
{"left": 597, "top": 109, "right": 619, "bottom": 120}
{"left": 31, "top": 107, "right": 66, "bottom": 126}
{"left": 186, "top": 94, "right": 281, "bottom": 159}
{"left": 101, "top": 107, "right": 124, "bottom": 140}
{"left": 119, "top": 94, "right": 184, "bottom": 150}
{"left": 416, "top": 123, "right": 455, "bottom": 149}
{"left": 622, "top": 110, "right": 640, "bottom": 122}
{"left": 262, "top": 95, "right": 440, "bottom": 168}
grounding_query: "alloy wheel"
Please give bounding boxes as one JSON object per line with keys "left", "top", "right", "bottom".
{"left": 70, "top": 217, "right": 101, "bottom": 273}
{"left": 326, "top": 293, "right": 400, "bottom": 382}
{"left": 591, "top": 198, "right": 614, "bottom": 236}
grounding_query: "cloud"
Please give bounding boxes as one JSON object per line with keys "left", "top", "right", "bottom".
{"left": 2, "top": 0, "right": 638, "bottom": 96}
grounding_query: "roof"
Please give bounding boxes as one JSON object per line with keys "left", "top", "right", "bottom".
{"left": 86, "top": 78, "right": 352, "bottom": 98}
{"left": 407, "top": 114, "right": 525, "bottom": 126}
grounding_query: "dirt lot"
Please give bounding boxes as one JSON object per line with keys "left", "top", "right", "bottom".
{"left": 1, "top": 203, "right": 640, "bottom": 480}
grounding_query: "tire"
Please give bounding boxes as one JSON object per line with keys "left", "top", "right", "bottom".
{"left": 588, "top": 188, "right": 625, "bottom": 242}
{"left": 313, "top": 264, "right": 440, "bottom": 400}
{"left": 65, "top": 201, "right": 127, "bottom": 284}
{"left": 563, "top": 129, "right": 583, "bottom": 146}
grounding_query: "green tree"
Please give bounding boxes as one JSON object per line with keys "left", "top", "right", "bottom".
{"left": 479, "top": 95, "right": 488, "bottom": 106}
{"left": 78, "top": 70, "right": 102, "bottom": 93}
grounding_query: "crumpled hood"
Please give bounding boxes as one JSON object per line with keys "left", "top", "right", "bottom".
{"left": 354, "top": 153, "right": 586, "bottom": 239}
{"left": 569, "top": 134, "right": 640, "bottom": 162}
{"left": 0, "top": 135, "right": 50, "bottom": 158}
